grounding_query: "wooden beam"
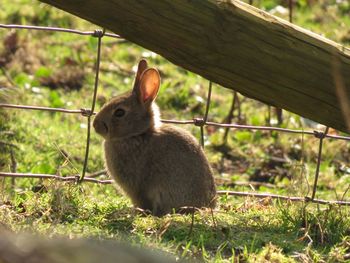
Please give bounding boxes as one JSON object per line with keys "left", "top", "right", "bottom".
{"left": 39, "top": 0, "right": 350, "bottom": 133}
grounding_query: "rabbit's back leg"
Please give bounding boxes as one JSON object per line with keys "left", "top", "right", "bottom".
{"left": 146, "top": 189, "right": 171, "bottom": 216}
{"left": 133, "top": 191, "right": 155, "bottom": 213}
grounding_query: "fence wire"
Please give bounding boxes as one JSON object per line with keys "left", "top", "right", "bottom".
{"left": 1, "top": 5, "right": 350, "bottom": 207}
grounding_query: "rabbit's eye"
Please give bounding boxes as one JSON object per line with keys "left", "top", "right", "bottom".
{"left": 114, "top": 108, "right": 125, "bottom": 118}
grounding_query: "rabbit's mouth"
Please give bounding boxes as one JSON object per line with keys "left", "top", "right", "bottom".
{"left": 102, "top": 122, "right": 108, "bottom": 133}
{"left": 93, "top": 119, "right": 109, "bottom": 136}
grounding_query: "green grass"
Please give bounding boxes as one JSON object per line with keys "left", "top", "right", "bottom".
{"left": 2, "top": 182, "right": 350, "bottom": 261}
{"left": 1, "top": 0, "right": 350, "bottom": 261}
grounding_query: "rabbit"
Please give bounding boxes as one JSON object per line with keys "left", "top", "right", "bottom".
{"left": 93, "top": 59, "right": 216, "bottom": 216}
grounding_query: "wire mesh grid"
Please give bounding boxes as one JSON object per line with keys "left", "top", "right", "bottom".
{"left": 1, "top": 1, "right": 350, "bottom": 206}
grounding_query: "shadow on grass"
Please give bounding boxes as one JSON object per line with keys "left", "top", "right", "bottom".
{"left": 96, "top": 205, "right": 307, "bottom": 260}
{"left": 96, "top": 200, "right": 350, "bottom": 261}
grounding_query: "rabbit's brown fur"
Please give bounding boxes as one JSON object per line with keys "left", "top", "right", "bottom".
{"left": 93, "top": 60, "right": 216, "bottom": 216}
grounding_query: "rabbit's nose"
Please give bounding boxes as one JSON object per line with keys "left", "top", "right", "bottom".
{"left": 93, "top": 119, "right": 108, "bottom": 135}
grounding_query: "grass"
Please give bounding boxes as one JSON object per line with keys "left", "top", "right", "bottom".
{"left": 2, "top": 182, "right": 350, "bottom": 261}
{"left": 1, "top": 0, "right": 350, "bottom": 261}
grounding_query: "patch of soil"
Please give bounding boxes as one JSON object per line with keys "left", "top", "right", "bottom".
{"left": 249, "top": 144, "right": 291, "bottom": 183}
{"left": 1, "top": 31, "right": 44, "bottom": 74}
{"left": 1, "top": 31, "right": 85, "bottom": 91}
{"left": 39, "top": 64, "right": 85, "bottom": 91}
{"left": 211, "top": 144, "right": 250, "bottom": 175}
{"left": 0, "top": 31, "right": 20, "bottom": 67}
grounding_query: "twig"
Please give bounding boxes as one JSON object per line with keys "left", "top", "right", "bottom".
{"left": 0, "top": 141, "right": 19, "bottom": 149}
{"left": 210, "top": 207, "right": 217, "bottom": 228}
{"left": 341, "top": 183, "right": 350, "bottom": 202}
{"left": 188, "top": 206, "right": 195, "bottom": 237}
{"left": 0, "top": 131, "right": 15, "bottom": 136}
{"left": 289, "top": 0, "right": 294, "bottom": 23}
{"left": 9, "top": 148, "right": 17, "bottom": 189}
{"left": 87, "top": 170, "right": 107, "bottom": 178}
{"left": 220, "top": 180, "right": 276, "bottom": 189}
{"left": 344, "top": 253, "right": 350, "bottom": 260}
{"left": 52, "top": 142, "right": 80, "bottom": 176}
{"left": 0, "top": 66, "right": 16, "bottom": 87}
{"left": 88, "top": 64, "right": 133, "bottom": 77}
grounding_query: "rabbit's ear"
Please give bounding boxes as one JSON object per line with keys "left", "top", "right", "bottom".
{"left": 133, "top": 59, "right": 148, "bottom": 89}
{"left": 138, "top": 68, "right": 160, "bottom": 104}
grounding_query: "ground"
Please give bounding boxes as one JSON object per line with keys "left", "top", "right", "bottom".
{"left": 1, "top": 0, "right": 350, "bottom": 262}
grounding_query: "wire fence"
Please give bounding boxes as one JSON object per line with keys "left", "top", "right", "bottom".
{"left": 1, "top": 0, "right": 350, "bottom": 206}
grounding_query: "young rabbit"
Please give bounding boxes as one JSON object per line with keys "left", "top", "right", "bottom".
{"left": 93, "top": 59, "right": 216, "bottom": 216}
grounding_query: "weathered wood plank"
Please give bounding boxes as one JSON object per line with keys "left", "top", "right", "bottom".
{"left": 39, "top": 0, "right": 350, "bottom": 133}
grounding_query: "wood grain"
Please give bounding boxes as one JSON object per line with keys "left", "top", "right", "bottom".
{"left": 39, "top": 0, "right": 350, "bottom": 133}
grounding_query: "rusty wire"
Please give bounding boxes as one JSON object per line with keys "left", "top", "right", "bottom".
{"left": 0, "top": 24, "right": 121, "bottom": 38}
{"left": 2, "top": 103, "right": 350, "bottom": 141}
{"left": 311, "top": 126, "right": 329, "bottom": 200}
{"left": 1, "top": 22, "right": 350, "bottom": 206}
{"left": 0, "top": 171, "right": 350, "bottom": 206}
{"left": 80, "top": 29, "right": 104, "bottom": 182}
{"left": 217, "top": 190, "right": 350, "bottom": 206}
{"left": 0, "top": 172, "right": 113, "bottom": 184}
{"left": 196, "top": 81, "right": 212, "bottom": 147}
{"left": 0, "top": 103, "right": 95, "bottom": 115}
